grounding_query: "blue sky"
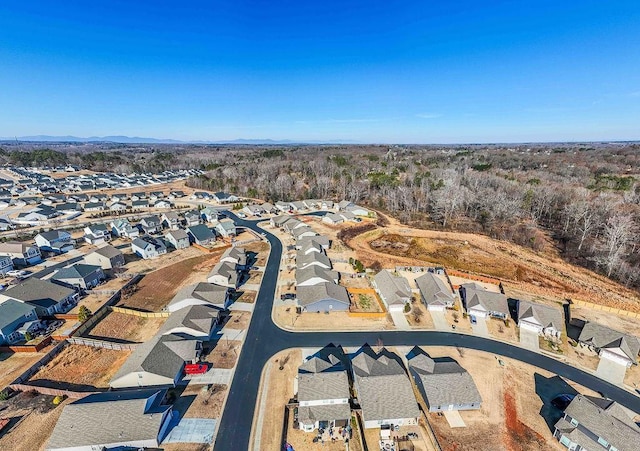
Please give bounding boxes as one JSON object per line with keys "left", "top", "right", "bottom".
{"left": 1, "top": 1, "right": 639, "bottom": 143}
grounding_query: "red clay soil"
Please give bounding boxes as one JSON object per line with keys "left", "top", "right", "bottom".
{"left": 503, "top": 391, "right": 548, "bottom": 450}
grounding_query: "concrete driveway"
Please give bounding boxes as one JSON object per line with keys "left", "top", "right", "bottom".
{"left": 596, "top": 358, "right": 628, "bottom": 385}
{"left": 390, "top": 310, "right": 410, "bottom": 330}
{"left": 520, "top": 329, "right": 540, "bottom": 351}
{"left": 163, "top": 418, "right": 216, "bottom": 444}
{"left": 183, "top": 368, "right": 233, "bottom": 385}
{"left": 443, "top": 410, "right": 466, "bottom": 427}
{"left": 470, "top": 317, "right": 489, "bottom": 337}
{"left": 431, "top": 310, "right": 449, "bottom": 331}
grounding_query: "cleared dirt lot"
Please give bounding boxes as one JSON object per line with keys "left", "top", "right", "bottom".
{"left": 172, "top": 383, "right": 227, "bottom": 419}
{"left": 274, "top": 306, "right": 393, "bottom": 331}
{"left": 286, "top": 415, "right": 365, "bottom": 451}
{"left": 83, "top": 311, "right": 167, "bottom": 343}
{"left": 27, "top": 344, "right": 131, "bottom": 391}
{"left": 0, "top": 391, "right": 70, "bottom": 451}
{"left": 0, "top": 350, "right": 53, "bottom": 389}
{"left": 203, "top": 340, "right": 241, "bottom": 369}
{"left": 117, "top": 251, "right": 225, "bottom": 311}
{"left": 348, "top": 226, "right": 640, "bottom": 313}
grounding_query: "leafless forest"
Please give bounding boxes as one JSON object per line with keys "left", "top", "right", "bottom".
{"left": 2, "top": 141, "right": 639, "bottom": 290}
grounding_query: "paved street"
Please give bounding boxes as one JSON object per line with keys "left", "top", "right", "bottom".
{"left": 212, "top": 212, "right": 640, "bottom": 451}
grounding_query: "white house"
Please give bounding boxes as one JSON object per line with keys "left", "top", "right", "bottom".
{"left": 517, "top": 300, "right": 564, "bottom": 338}
{"left": 131, "top": 237, "right": 167, "bottom": 259}
{"left": 0, "top": 255, "right": 14, "bottom": 276}
{"left": 460, "top": 283, "right": 509, "bottom": 319}
{"left": 415, "top": 272, "right": 455, "bottom": 312}
{"left": 35, "top": 230, "right": 75, "bottom": 254}
{"left": 372, "top": 270, "right": 412, "bottom": 312}
{"left": 578, "top": 322, "right": 640, "bottom": 368}
{"left": 83, "top": 224, "right": 111, "bottom": 245}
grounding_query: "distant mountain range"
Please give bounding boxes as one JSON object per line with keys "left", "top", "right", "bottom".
{"left": 0, "top": 135, "right": 361, "bottom": 145}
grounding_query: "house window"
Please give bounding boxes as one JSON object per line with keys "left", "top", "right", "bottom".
{"left": 597, "top": 437, "right": 609, "bottom": 447}
{"left": 569, "top": 418, "right": 578, "bottom": 427}
{"left": 559, "top": 435, "right": 572, "bottom": 447}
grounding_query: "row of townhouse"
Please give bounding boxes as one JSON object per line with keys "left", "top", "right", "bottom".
{"left": 295, "top": 344, "right": 482, "bottom": 433}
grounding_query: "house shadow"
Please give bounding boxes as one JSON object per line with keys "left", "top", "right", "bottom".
{"left": 301, "top": 343, "right": 350, "bottom": 371}
{"left": 0, "top": 415, "right": 25, "bottom": 439}
{"left": 246, "top": 251, "right": 258, "bottom": 267}
{"left": 534, "top": 373, "right": 579, "bottom": 433}
{"left": 83, "top": 334, "right": 138, "bottom": 345}
{"left": 405, "top": 345, "right": 458, "bottom": 365}
{"left": 507, "top": 298, "right": 519, "bottom": 322}
{"left": 350, "top": 343, "right": 406, "bottom": 372}
{"left": 25, "top": 380, "right": 109, "bottom": 393}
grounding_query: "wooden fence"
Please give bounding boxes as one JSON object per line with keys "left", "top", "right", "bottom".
{"left": 67, "top": 336, "right": 137, "bottom": 351}
{"left": 570, "top": 299, "right": 640, "bottom": 318}
{"left": 7, "top": 383, "right": 98, "bottom": 399}
{"left": 0, "top": 336, "right": 53, "bottom": 354}
{"left": 7, "top": 340, "right": 69, "bottom": 386}
{"left": 445, "top": 268, "right": 501, "bottom": 287}
{"left": 110, "top": 306, "right": 170, "bottom": 318}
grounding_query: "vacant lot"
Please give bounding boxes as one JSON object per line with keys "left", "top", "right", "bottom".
{"left": 347, "top": 288, "right": 384, "bottom": 313}
{"left": 118, "top": 251, "right": 224, "bottom": 311}
{"left": 274, "top": 306, "right": 393, "bottom": 331}
{"left": 0, "top": 350, "right": 53, "bottom": 389}
{"left": 203, "top": 340, "right": 241, "bottom": 369}
{"left": 0, "top": 391, "right": 69, "bottom": 451}
{"left": 234, "top": 289, "right": 257, "bottom": 304}
{"left": 221, "top": 311, "right": 251, "bottom": 330}
{"left": 349, "top": 227, "right": 640, "bottom": 313}
{"left": 83, "top": 311, "right": 166, "bottom": 343}
{"left": 173, "top": 383, "right": 227, "bottom": 419}
{"left": 28, "top": 344, "right": 131, "bottom": 391}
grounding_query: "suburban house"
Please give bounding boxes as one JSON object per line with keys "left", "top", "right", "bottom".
{"left": 517, "top": 300, "right": 564, "bottom": 339}
{"left": 161, "top": 211, "right": 180, "bottom": 230}
{"left": 459, "top": 283, "right": 509, "bottom": 320}
{"left": 292, "top": 226, "right": 318, "bottom": 241}
{"left": 337, "top": 201, "right": 371, "bottom": 217}
{"left": 297, "top": 345, "right": 351, "bottom": 432}
{"left": 201, "top": 206, "right": 219, "bottom": 223}
{"left": 154, "top": 200, "right": 172, "bottom": 209}
{"left": 168, "top": 282, "right": 231, "bottom": 312}
{"left": 165, "top": 229, "right": 190, "bottom": 250}
{"left": 187, "top": 224, "right": 216, "bottom": 246}
{"left": 322, "top": 212, "right": 345, "bottom": 225}
{"left": 554, "top": 394, "right": 640, "bottom": 451}
{"left": 131, "top": 236, "right": 167, "bottom": 260}
{"left": 351, "top": 346, "right": 420, "bottom": 429}
{"left": 296, "top": 266, "right": 339, "bottom": 287}
{"left": 298, "top": 240, "right": 324, "bottom": 256}
{"left": 84, "top": 245, "right": 125, "bottom": 271}
{"left": 0, "top": 242, "right": 42, "bottom": 266}
{"left": 83, "top": 223, "right": 111, "bottom": 245}
{"left": 0, "top": 277, "right": 78, "bottom": 316}
{"left": 213, "top": 191, "right": 238, "bottom": 203}
{"left": 296, "top": 251, "right": 332, "bottom": 270}
{"left": 109, "top": 201, "right": 127, "bottom": 212}
{"left": 296, "top": 235, "right": 331, "bottom": 251}
{"left": 160, "top": 304, "right": 220, "bottom": 339}
{"left": 415, "top": 272, "right": 455, "bottom": 311}
{"left": 578, "top": 322, "right": 640, "bottom": 368}
{"left": 51, "top": 263, "right": 106, "bottom": 290}
{"left": 207, "top": 261, "right": 239, "bottom": 288}
{"left": 110, "top": 218, "right": 140, "bottom": 239}
{"left": 139, "top": 216, "right": 162, "bottom": 234}
{"left": 131, "top": 199, "right": 149, "bottom": 210}
{"left": 215, "top": 218, "right": 236, "bottom": 238}
{"left": 83, "top": 201, "right": 105, "bottom": 212}
{"left": 0, "top": 255, "right": 14, "bottom": 276}
{"left": 110, "top": 333, "right": 202, "bottom": 388}
{"left": 373, "top": 270, "right": 413, "bottom": 312}
{"left": 297, "top": 283, "right": 351, "bottom": 313}
{"left": 46, "top": 390, "right": 174, "bottom": 451}
{"left": 183, "top": 210, "right": 202, "bottom": 226}
{"left": 243, "top": 203, "right": 265, "bottom": 216}
{"left": 220, "top": 246, "right": 248, "bottom": 270}
{"left": 34, "top": 230, "right": 75, "bottom": 254}
{"left": 407, "top": 348, "right": 482, "bottom": 412}
{"left": 0, "top": 300, "right": 38, "bottom": 344}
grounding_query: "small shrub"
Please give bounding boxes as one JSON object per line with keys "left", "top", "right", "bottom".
{"left": 0, "top": 390, "right": 10, "bottom": 401}
{"left": 403, "top": 303, "right": 411, "bottom": 313}
{"left": 53, "top": 395, "right": 66, "bottom": 405}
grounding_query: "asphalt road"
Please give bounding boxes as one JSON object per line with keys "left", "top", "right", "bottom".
{"left": 208, "top": 213, "right": 640, "bottom": 450}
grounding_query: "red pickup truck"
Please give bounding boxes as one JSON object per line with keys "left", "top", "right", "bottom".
{"left": 184, "top": 363, "right": 208, "bottom": 375}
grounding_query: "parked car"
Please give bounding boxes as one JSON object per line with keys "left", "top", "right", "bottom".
{"left": 280, "top": 293, "right": 296, "bottom": 301}
{"left": 184, "top": 363, "right": 208, "bottom": 375}
{"left": 470, "top": 315, "right": 477, "bottom": 325}
{"left": 6, "top": 269, "right": 28, "bottom": 278}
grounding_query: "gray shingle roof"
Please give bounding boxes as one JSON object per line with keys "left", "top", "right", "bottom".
{"left": 296, "top": 266, "right": 339, "bottom": 285}
{"left": 2, "top": 277, "right": 74, "bottom": 308}
{"left": 517, "top": 300, "right": 564, "bottom": 331}
{"left": 578, "top": 322, "right": 640, "bottom": 362}
{"left": 461, "top": 283, "right": 508, "bottom": 315}
{"left": 169, "top": 282, "right": 228, "bottom": 308}
{"left": 298, "top": 404, "right": 351, "bottom": 425}
{"left": 93, "top": 244, "right": 123, "bottom": 259}
{"left": 556, "top": 394, "right": 640, "bottom": 450}
{"left": 297, "top": 283, "right": 350, "bottom": 308}
{"left": 374, "top": 270, "right": 412, "bottom": 306}
{"left": 188, "top": 224, "right": 215, "bottom": 241}
{"left": 408, "top": 352, "right": 482, "bottom": 408}
{"left": 166, "top": 229, "right": 189, "bottom": 241}
{"left": 47, "top": 390, "right": 169, "bottom": 450}
{"left": 160, "top": 304, "right": 219, "bottom": 336}
{"left": 0, "top": 299, "right": 35, "bottom": 331}
{"left": 296, "top": 251, "right": 332, "bottom": 269}
{"left": 52, "top": 263, "right": 102, "bottom": 281}
{"left": 351, "top": 348, "right": 420, "bottom": 422}
{"left": 112, "top": 333, "right": 200, "bottom": 382}
{"left": 415, "top": 272, "right": 454, "bottom": 307}
{"left": 299, "top": 371, "right": 350, "bottom": 403}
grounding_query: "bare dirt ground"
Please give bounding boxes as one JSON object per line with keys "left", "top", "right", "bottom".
{"left": 419, "top": 346, "right": 598, "bottom": 451}
{"left": 0, "top": 350, "right": 53, "bottom": 389}
{"left": 286, "top": 415, "right": 365, "bottom": 451}
{"left": 348, "top": 226, "right": 640, "bottom": 313}
{"left": 222, "top": 311, "right": 251, "bottom": 330}
{"left": 27, "top": 345, "right": 131, "bottom": 390}
{"left": 486, "top": 317, "right": 519, "bottom": 343}
{"left": 203, "top": 340, "right": 241, "bottom": 369}
{"left": 0, "top": 391, "right": 70, "bottom": 451}
{"left": 274, "top": 306, "right": 394, "bottom": 330}
{"left": 83, "top": 311, "right": 167, "bottom": 343}
{"left": 68, "top": 276, "right": 128, "bottom": 314}
{"left": 569, "top": 305, "right": 640, "bottom": 337}
{"left": 340, "top": 274, "right": 372, "bottom": 288}
{"left": 173, "top": 383, "right": 227, "bottom": 419}
{"left": 234, "top": 289, "right": 257, "bottom": 303}
{"left": 407, "top": 300, "right": 436, "bottom": 329}
{"left": 347, "top": 288, "right": 384, "bottom": 313}
{"left": 255, "top": 349, "right": 300, "bottom": 451}
{"left": 118, "top": 251, "right": 225, "bottom": 311}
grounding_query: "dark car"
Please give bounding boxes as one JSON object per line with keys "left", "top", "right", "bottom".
{"left": 551, "top": 394, "right": 575, "bottom": 410}
{"left": 281, "top": 293, "right": 296, "bottom": 301}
